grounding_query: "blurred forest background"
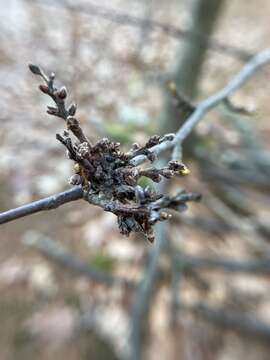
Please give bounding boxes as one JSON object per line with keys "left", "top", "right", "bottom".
{"left": 1, "top": 0, "right": 270, "bottom": 359}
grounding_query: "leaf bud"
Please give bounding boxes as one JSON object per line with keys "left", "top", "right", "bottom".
{"left": 39, "top": 84, "right": 49, "bottom": 94}
{"left": 68, "top": 103, "right": 77, "bottom": 116}
{"left": 57, "top": 86, "right": 67, "bottom": 99}
{"left": 29, "top": 64, "right": 42, "bottom": 75}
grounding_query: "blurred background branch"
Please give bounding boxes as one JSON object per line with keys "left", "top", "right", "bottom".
{"left": 32, "top": 0, "right": 253, "bottom": 62}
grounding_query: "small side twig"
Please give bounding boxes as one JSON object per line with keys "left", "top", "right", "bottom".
{"left": 180, "top": 254, "right": 270, "bottom": 275}
{"left": 132, "top": 48, "right": 270, "bottom": 166}
{"left": 182, "top": 302, "right": 270, "bottom": 342}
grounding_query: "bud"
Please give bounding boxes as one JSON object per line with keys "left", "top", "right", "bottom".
{"left": 47, "top": 106, "right": 58, "bottom": 115}
{"left": 147, "top": 135, "right": 160, "bottom": 147}
{"left": 132, "top": 143, "right": 140, "bottom": 151}
{"left": 167, "top": 81, "right": 177, "bottom": 95}
{"left": 57, "top": 86, "right": 67, "bottom": 99}
{"left": 152, "top": 174, "right": 162, "bottom": 183}
{"left": 29, "top": 64, "right": 42, "bottom": 75}
{"left": 179, "top": 165, "right": 190, "bottom": 176}
{"left": 39, "top": 84, "right": 49, "bottom": 94}
{"left": 74, "top": 163, "right": 81, "bottom": 173}
{"left": 162, "top": 169, "right": 174, "bottom": 179}
{"left": 159, "top": 211, "right": 171, "bottom": 220}
{"left": 162, "top": 133, "right": 175, "bottom": 142}
{"left": 69, "top": 174, "right": 82, "bottom": 185}
{"left": 78, "top": 142, "right": 90, "bottom": 158}
{"left": 146, "top": 228, "right": 155, "bottom": 243}
{"left": 68, "top": 103, "right": 77, "bottom": 116}
{"left": 147, "top": 152, "right": 156, "bottom": 162}
{"left": 168, "top": 161, "right": 190, "bottom": 175}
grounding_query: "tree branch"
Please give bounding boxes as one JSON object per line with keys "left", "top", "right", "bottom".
{"left": 183, "top": 302, "right": 270, "bottom": 342}
{"left": 0, "top": 187, "right": 83, "bottom": 225}
{"left": 132, "top": 48, "right": 270, "bottom": 165}
{"left": 181, "top": 254, "right": 270, "bottom": 275}
{"left": 1, "top": 49, "right": 270, "bottom": 226}
{"left": 126, "top": 49, "right": 270, "bottom": 356}
{"left": 174, "top": 48, "right": 270, "bottom": 144}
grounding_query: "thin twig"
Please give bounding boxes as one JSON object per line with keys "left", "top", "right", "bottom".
{"left": 174, "top": 48, "right": 270, "bottom": 143}
{"left": 183, "top": 302, "right": 270, "bottom": 342}
{"left": 0, "top": 187, "right": 83, "bottom": 225}
{"left": 181, "top": 254, "right": 270, "bottom": 274}
{"left": 132, "top": 48, "right": 270, "bottom": 166}
{"left": 204, "top": 190, "right": 270, "bottom": 255}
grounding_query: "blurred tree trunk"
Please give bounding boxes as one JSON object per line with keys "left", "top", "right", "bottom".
{"left": 157, "top": 2, "right": 225, "bottom": 357}
{"left": 160, "top": 0, "right": 225, "bottom": 135}
{"left": 136, "top": 3, "right": 226, "bottom": 359}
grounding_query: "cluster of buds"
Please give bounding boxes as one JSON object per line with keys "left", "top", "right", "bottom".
{"left": 29, "top": 64, "right": 201, "bottom": 242}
